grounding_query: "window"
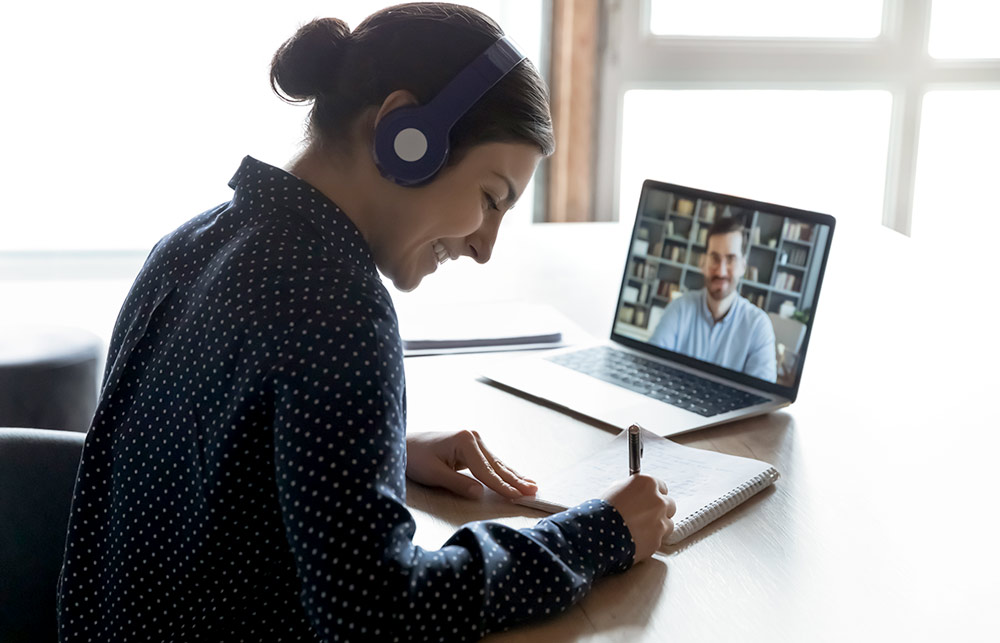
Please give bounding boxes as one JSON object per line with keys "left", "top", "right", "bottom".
{"left": 598, "top": 0, "right": 1000, "bottom": 236}
{"left": 620, "top": 90, "right": 891, "bottom": 230}
{"left": 1, "top": 0, "right": 545, "bottom": 254}
{"left": 912, "top": 90, "right": 1000, "bottom": 242}
{"left": 649, "top": 0, "right": 883, "bottom": 39}
{"left": 928, "top": 0, "right": 1000, "bottom": 59}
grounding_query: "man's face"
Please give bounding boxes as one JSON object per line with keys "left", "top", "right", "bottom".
{"left": 703, "top": 230, "right": 746, "bottom": 301}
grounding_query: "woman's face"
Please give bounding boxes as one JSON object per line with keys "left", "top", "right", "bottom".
{"left": 375, "top": 141, "right": 542, "bottom": 291}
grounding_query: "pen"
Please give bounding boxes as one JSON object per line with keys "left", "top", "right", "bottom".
{"left": 628, "top": 423, "right": 643, "bottom": 475}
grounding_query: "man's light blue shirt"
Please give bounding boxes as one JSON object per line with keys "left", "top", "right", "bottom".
{"left": 649, "top": 288, "right": 777, "bottom": 382}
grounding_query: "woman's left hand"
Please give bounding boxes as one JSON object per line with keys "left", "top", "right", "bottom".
{"left": 405, "top": 430, "right": 538, "bottom": 500}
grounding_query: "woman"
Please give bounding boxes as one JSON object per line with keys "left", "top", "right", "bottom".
{"left": 58, "top": 4, "right": 675, "bottom": 641}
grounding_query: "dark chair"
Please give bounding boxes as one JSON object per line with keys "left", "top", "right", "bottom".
{"left": 0, "top": 326, "right": 102, "bottom": 432}
{"left": 0, "top": 427, "right": 86, "bottom": 642}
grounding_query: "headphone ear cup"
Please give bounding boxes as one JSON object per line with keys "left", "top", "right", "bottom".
{"left": 373, "top": 105, "right": 450, "bottom": 187}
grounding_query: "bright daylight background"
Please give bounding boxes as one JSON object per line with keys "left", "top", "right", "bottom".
{"left": 1, "top": 0, "right": 998, "bottom": 346}
{"left": 0, "top": 1, "right": 544, "bottom": 252}
{"left": 649, "top": 0, "right": 884, "bottom": 37}
{"left": 619, "top": 90, "right": 893, "bottom": 228}
{"left": 624, "top": 0, "right": 1000, "bottom": 241}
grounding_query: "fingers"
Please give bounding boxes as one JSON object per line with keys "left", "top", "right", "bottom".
{"left": 648, "top": 476, "right": 676, "bottom": 519}
{"left": 457, "top": 431, "right": 532, "bottom": 500}
{"left": 425, "top": 458, "right": 486, "bottom": 500}
{"left": 473, "top": 432, "right": 538, "bottom": 495}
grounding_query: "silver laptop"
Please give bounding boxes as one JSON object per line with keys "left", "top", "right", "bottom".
{"left": 483, "top": 180, "right": 836, "bottom": 437}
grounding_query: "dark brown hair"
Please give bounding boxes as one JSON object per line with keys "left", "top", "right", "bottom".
{"left": 269, "top": 3, "right": 554, "bottom": 160}
{"left": 706, "top": 216, "right": 748, "bottom": 253}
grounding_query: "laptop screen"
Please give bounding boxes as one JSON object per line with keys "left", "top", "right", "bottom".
{"left": 611, "top": 180, "right": 835, "bottom": 397}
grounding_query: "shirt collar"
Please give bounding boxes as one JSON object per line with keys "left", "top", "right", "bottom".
{"left": 697, "top": 289, "right": 715, "bottom": 324}
{"left": 228, "top": 155, "right": 376, "bottom": 273}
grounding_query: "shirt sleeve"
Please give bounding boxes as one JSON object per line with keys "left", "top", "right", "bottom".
{"left": 268, "top": 286, "right": 635, "bottom": 642}
{"left": 743, "top": 311, "right": 778, "bottom": 382}
{"left": 649, "top": 300, "right": 683, "bottom": 350}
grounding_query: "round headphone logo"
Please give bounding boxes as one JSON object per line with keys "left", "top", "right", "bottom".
{"left": 372, "top": 37, "right": 525, "bottom": 187}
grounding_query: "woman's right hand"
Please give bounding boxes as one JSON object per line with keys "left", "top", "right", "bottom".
{"left": 601, "top": 475, "right": 677, "bottom": 561}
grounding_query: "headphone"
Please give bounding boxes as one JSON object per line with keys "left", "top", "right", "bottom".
{"left": 372, "top": 37, "right": 526, "bottom": 187}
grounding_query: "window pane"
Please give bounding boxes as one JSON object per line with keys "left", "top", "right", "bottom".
{"left": 0, "top": 0, "right": 543, "bottom": 252}
{"left": 649, "top": 0, "right": 883, "bottom": 38}
{"left": 929, "top": 0, "right": 1000, "bottom": 59}
{"left": 619, "top": 90, "right": 892, "bottom": 224}
{"left": 913, "top": 91, "right": 1000, "bottom": 242}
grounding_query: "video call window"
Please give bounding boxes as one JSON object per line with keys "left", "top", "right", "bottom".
{"left": 614, "top": 188, "right": 831, "bottom": 388}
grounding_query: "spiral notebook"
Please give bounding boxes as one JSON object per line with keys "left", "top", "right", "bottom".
{"left": 516, "top": 427, "right": 779, "bottom": 545}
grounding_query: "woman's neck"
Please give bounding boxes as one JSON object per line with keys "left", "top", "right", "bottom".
{"left": 284, "top": 142, "right": 385, "bottom": 251}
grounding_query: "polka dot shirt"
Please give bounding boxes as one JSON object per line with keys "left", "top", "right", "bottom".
{"left": 57, "top": 156, "right": 635, "bottom": 642}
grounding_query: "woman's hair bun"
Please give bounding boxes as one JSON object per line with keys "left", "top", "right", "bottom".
{"left": 270, "top": 17, "right": 351, "bottom": 102}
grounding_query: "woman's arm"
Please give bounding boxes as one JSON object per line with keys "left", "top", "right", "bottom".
{"left": 269, "top": 293, "right": 634, "bottom": 641}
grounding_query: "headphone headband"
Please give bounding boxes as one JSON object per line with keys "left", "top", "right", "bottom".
{"left": 373, "top": 36, "right": 527, "bottom": 187}
{"left": 424, "top": 37, "right": 525, "bottom": 130}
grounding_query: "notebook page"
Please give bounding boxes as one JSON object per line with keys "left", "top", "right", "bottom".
{"left": 520, "top": 428, "right": 776, "bottom": 534}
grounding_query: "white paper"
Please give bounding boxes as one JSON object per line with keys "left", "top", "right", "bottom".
{"left": 517, "top": 428, "right": 777, "bottom": 543}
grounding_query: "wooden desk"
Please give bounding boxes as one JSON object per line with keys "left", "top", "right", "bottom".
{"left": 396, "top": 219, "right": 1000, "bottom": 642}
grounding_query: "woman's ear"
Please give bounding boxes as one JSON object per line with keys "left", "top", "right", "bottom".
{"left": 374, "top": 90, "right": 420, "bottom": 128}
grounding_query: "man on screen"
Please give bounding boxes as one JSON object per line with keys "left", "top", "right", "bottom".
{"left": 649, "top": 217, "right": 777, "bottom": 382}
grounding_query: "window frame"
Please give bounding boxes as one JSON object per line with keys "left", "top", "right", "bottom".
{"left": 594, "top": 0, "right": 1000, "bottom": 234}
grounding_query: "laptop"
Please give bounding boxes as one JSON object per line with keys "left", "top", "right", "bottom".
{"left": 482, "top": 179, "right": 836, "bottom": 437}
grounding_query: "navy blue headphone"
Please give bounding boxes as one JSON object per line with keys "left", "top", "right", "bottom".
{"left": 372, "top": 37, "right": 526, "bottom": 187}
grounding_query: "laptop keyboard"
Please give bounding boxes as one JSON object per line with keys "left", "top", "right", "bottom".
{"left": 547, "top": 346, "right": 769, "bottom": 417}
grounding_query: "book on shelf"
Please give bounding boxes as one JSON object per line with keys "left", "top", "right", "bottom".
{"left": 675, "top": 198, "right": 695, "bottom": 216}
{"left": 634, "top": 307, "right": 648, "bottom": 328}
{"left": 515, "top": 427, "right": 779, "bottom": 546}
{"left": 632, "top": 259, "right": 651, "bottom": 278}
{"left": 657, "top": 281, "right": 680, "bottom": 299}
{"left": 785, "top": 247, "right": 808, "bottom": 267}
{"left": 775, "top": 272, "right": 800, "bottom": 292}
{"left": 783, "top": 221, "right": 813, "bottom": 242}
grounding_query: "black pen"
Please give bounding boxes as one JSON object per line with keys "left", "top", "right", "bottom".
{"left": 628, "top": 423, "right": 643, "bottom": 475}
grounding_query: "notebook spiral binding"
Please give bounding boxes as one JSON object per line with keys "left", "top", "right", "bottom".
{"left": 669, "top": 467, "right": 780, "bottom": 544}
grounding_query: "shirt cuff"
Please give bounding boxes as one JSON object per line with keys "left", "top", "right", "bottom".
{"left": 546, "top": 498, "right": 636, "bottom": 577}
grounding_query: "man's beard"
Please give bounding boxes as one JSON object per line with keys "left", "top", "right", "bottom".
{"left": 708, "top": 278, "right": 732, "bottom": 300}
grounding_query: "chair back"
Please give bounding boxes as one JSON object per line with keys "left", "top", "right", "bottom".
{"left": 0, "top": 427, "right": 85, "bottom": 643}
